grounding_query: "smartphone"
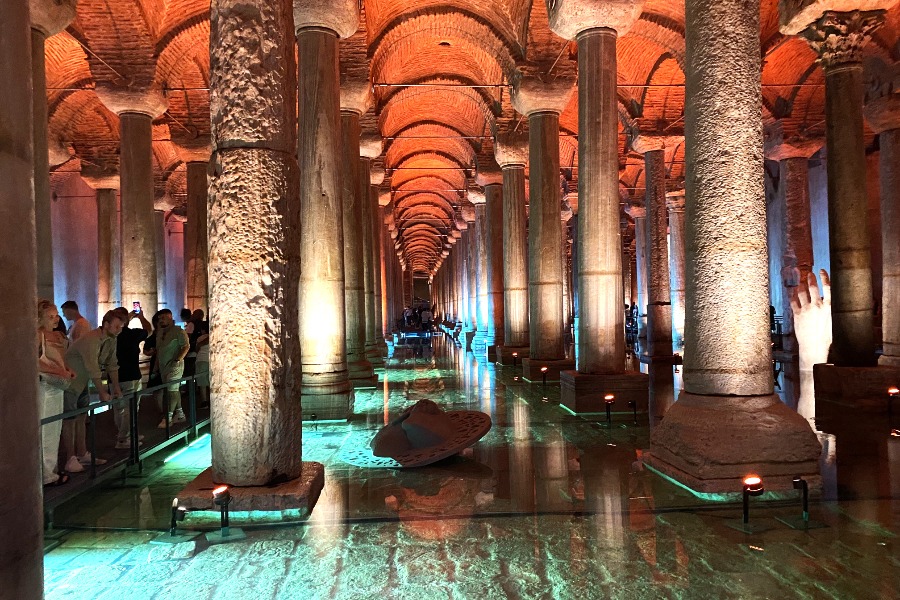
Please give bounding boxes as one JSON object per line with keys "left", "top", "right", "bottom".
{"left": 133, "top": 301, "right": 141, "bottom": 314}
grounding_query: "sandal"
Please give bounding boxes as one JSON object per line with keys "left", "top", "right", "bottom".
{"left": 43, "top": 472, "right": 70, "bottom": 487}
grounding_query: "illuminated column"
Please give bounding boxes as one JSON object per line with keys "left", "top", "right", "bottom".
{"left": 369, "top": 165, "right": 388, "bottom": 353}
{"left": 1, "top": 0, "right": 42, "bottom": 593}
{"left": 31, "top": 0, "right": 75, "bottom": 300}
{"left": 469, "top": 187, "right": 489, "bottom": 354}
{"left": 865, "top": 88, "right": 900, "bottom": 366}
{"left": 494, "top": 132, "right": 530, "bottom": 363}
{"left": 626, "top": 204, "right": 648, "bottom": 343}
{"left": 478, "top": 165, "right": 504, "bottom": 359}
{"left": 207, "top": 0, "right": 302, "bottom": 485}
{"left": 648, "top": 0, "right": 820, "bottom": 493}
{"left": 295, "top": 4, "right": 358, "bottom": 416}
{"left": 184, "top": 160, "right": 209, "bottom": 312}
{"left": 378, "top": 203, "right": 389, "bottom": 338}
{"left": 463, "top": 204, "right": 478, "bottom": 350}
{"left": 153, "top": 210, "right": 169, "bottom": 310}
{"left": 666, "top": 191, "right": 686, "bottom": 350}
{"left": 511, "top": 79, "right": 575, "bottom": 379}
{"left": 96, "top": 187, "right": 120, "bottom": 317}
{"left": 340, "top": 84, "right": 375, "bottom": 386}
{"left": 787, "top": 9, "right": 888, "bottom": 366}
{"left": 96, "top": 88, "right": 168, "bottom": 316}
{"left": 561, "top": 206, "right": 572, "bottom": 342}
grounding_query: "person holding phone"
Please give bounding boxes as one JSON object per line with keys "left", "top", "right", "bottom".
{"left": 112, "top": 306, "right": 152, "bottom": 449}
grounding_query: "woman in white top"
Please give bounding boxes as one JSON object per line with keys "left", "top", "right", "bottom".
{"left": 37, "top": 299, "right": 76, "bottom": 485}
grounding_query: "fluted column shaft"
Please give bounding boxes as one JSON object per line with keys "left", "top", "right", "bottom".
{"left": 666, "top": 196, "right": 686, "bottom": 350}
{"left": 340, "top": 112, "right": 373, "bottom": 381}
{"left": 1, "top": 0, "right": 42, "bottom": 594}
{"left": 576, "top": 27, "right": 623, "bottom": 373}
{"left": 485, "top": 183, "right": 504, "bottom": 347}
{"left": 185, "top": 161, "right": 209, "bottom": 312}
{"left": 296, "top": 27, "right": 352, "bottom": 411}
{"left": 97, "top": 188, "right": 120, "bottom": 317}
{"left": 644, "top": 149, "right": 673, "bottom": 358}
{"left": 503, "top": 164, "right": 529, "bottom": 346}
{"left": 528, "top": 111, "right": 565, "bottom": 361}
{"left": 120, "top": 112, "right": 159, "bottom": 315}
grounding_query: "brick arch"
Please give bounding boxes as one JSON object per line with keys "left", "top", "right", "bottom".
{"left": 76, "top": 0, "right": 160, "bottom": 86}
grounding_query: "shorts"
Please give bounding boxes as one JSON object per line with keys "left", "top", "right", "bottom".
{"left": 161, "top": 362, "right": 185, "bottom": 393}
{"left": 62, "top": 387, "right": 90, "bottom": 418}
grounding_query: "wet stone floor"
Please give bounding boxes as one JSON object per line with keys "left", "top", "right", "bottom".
{"left": 45, "top": 337, "right": 900, "bottom": 599}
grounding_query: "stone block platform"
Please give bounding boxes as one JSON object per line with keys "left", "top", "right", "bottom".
{"left": 178, "top": 462, "right": 325, "bottom": 515}
{"left": 522, "top": 357, "right": 575, "bottom": 382}
{"left": 560, "top": 370, "right": 649, "bottom": 414}
{"left": 496, "top": 345, "right": 529, "bottom": 366}
{"left": 813, "top": 363, "right": 900, "bottom": 409}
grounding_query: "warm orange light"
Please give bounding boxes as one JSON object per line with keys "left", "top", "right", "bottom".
{"left": 743, "top": 475, "right": 761, "bottom": 486}
{"left": 540, "top": 366, "right": 548, "bottom": 373}
{"left": 212, "top": 485, "right": 229, "bottom": 496}
{"left": 888, "top": 387, "right": 899, "bottom": 396}
{"left": 604, "top": 394, "right": 615, "bottom": 401}
{"left": 512, "top": 352, "right": 518, "bottom": 357}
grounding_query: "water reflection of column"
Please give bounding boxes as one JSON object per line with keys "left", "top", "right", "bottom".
{"left": 307, "top": 477, "right": 348, "bottom": 553}
{"left": 534, "top": 426, "right": 570, "bottom": 511}
{"left": 887, "top": 435, "right": 900, "bottom": 501}
{"left": 509, "top": 399, "right": 535, "bottom": 512}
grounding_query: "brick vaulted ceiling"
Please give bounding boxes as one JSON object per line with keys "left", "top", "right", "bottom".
{"left": 46, "top": 0, "right": 900, "bottom": 276}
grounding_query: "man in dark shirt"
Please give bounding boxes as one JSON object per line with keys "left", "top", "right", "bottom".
{"left": 113, "top": 307, "right": 152, "bottom": 449}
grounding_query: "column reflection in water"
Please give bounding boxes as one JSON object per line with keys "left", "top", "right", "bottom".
{"left": 582, "top": 450, "right": 626, "bottom": 550}
{"left": 478, "top": 359, "right": 494, "bottom": 415}
{"left": 307, "top": 477, "right": 348, "bottom": 552}
{"left": 888, "top": 434, "right": 900, "bottom": 501}
{"left": 509, "top": 398, "right": 535, "bottom": 512}
{"left": 534, "top": 425, "right": 571, "bottom": 511}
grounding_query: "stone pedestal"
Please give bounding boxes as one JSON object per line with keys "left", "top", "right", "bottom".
{"left": 522, "top": 357, "right": 575, "bottom": 382}
{"left": 178, "top": 463, "right": 325, "bottom": 514}
{"left": 813, "top": 363, "right": 900, "bottom": 407}
{"left": 496, "top": 345, "right": 530, "bottom": 366}
{"left": 560, "top": 370, "right": 649, "bottom": 414}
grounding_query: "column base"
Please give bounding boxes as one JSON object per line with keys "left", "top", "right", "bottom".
{"left": 560, "top": 370, "right": 649, "bottom": 414}
{"left": 365, "top": 345, "right": 384, "bottom": 368}
{"left": 301, "top": 375, "right": 353, "bottom": 420}
{"left": 496, "top": 346, "right": 529, "bottom": 366}
{"left": 813, "top": 363, "right": 900, "bottom": 408}
{"left": 177, "top": 463, "right": 324, "bottom": 516}
{"left": 646, "top": 392, "right": 821, "bottom": 495}
{"left": 348, "top": 358, "right": 376, "bottom": 387}
{"left": 638, "top": 354, "right": 683, "bottom": 366}
{"left": 522, "top": 358, "right": 575, "bottom": 382}
{"left": 463, "top": 330, "right": 476, "bottom": 351}
{"left": 486, "top": 342, "right": 505, "bottom": 362}
{"left": 471, "top": 331, "right": 487, "bottom": 354}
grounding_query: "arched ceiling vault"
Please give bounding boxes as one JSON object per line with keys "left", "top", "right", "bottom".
{"left": 44, "top": 0, "right": 899, "bottom": 274}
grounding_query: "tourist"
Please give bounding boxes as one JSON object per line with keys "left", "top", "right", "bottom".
{"left": 152, "top": 309, "right": 190, "bottom": 428}
{"left": 37, "top": 300, "right": 75, "bottom": 486}
{"left": 61, "top": 300, "right": 91, "bottom": 342}
{"left": 112, "top": 306, "right": 151, "bottom": 449}
{"left": 62, "top": 310, "right": 124, "bottom": 472}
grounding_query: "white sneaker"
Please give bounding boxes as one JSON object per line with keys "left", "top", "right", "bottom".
{"left": 172, "top": 410, "right": 186, "bottom": 423}
{"left": 79, "top": 452, "right": 107, "bottom": 466}
{"left": 65, "top": 455, "right": 84, "bottom": 473}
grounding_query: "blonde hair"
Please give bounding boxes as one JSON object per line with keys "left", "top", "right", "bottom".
{"left": 37, "top": 298, "right": 56, "bottom": 321}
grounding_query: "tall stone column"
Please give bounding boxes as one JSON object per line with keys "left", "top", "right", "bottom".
{"left": 96, "top": 187, "right": 120, "bottom": 317}
{"left": 511, "top": 79, "right": 575, "bottom": 380}
{"left": 666, "top": 191, "right": 686, "bottom": 350}
{"left": 495, "top": 132, "right": 530, "bottom": 364}
{"left": 2, "top": 0, "right": 41, "bottom": 594}
{"left": 788, "top": 9, "right": 886, "bottom": 366}
{"left": 469, "top": 187, "right": 489, "bottom": 355}
{"left": 294, "top": 3, "right": 358, "bottom": 417}
{"left": 184, "top": 160, "right": 209, "bottom": 313}
{"left": 366, "top": 158, "right": 387, "bottom": 360}
{"left": 561, "top": 207, "right": 572, "bottom": 343}
{"left": 478, "top": 167, "right": 504, "bottom": 360}
{"left": 626, "top": 204, "right": 648, "bottom": 343}
{"left": 462, "top": 205, "right": 478, "bottom": 350}
{"left": 205, "top": 0, "right": 307, "bottom": 487}
{"left": 95, "top": 87, "right": 168, "bottom": 316}
{"left": 153, "top": 210, "right": 168, "bottom": 310}
{"left": 377, "top": 202, "right": 389, "bottom": 339}
{"left": 866, "top": 82, "right": 900, "bottom": 366}
{"left": 340, "top": 86, "right": 375, "bottom": 386}
{"left": 648, "top": 0, "right": 820, "bottom": 493}
{"left": 30, "top": 0, "right": 75, "bottom": 300}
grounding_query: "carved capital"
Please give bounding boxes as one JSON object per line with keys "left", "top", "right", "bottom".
{"left": 467, "top": 185, "right": 486, "bottom": 205}
{"left": 798, "top": 10, "right": 885, "bottom": 71}
{"left": 510, "top": 76, "right": 575, "bottom": 117}
{"left": 665, "top": 190, "right": 685, "bottom": 211}
{"left": 625, "top": 203, "right": 646, "bottom": 219}
{"left": 864, "top": 58, "right": 900, "bottom": 132}
{"left": 475, "top": 156, "right": 503, "bottom": 186}
{"left": 548, "top": 0, "right": 643, "bottom": 38}
{"left": 494, "top": 131, "right": 529, "bottom": 167}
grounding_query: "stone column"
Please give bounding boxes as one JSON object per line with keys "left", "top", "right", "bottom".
{"left": 511, "top": 80, "right": 576, "bottom": 379}
{"left": 377, "top": 202, "right": 389, "bottom": 339}
{"left": 866, "top": 89, "right": 900, "bottom": 366}
{"left": 153, "top": 210, "right": 168, "bottom": 310}
{"left": 340, "top": 85, "right": 375, "bottom": 386}
{"left": 95, "top": 87, "right": 168, "bottom": 316}
{"left": 2, "top": 0, "right": 41, "bottom": 594}
{"left": 204, "top": 0, "right": 313, "bottom": 489}
{"left": 495, "top": 132, "right": 530, "bottom": 363}
{"left": 561, "top": 207, "right": 572, "bottom": 343}
{"left": 789, "top": 9, "right": 887, "bottom": 366}
{"left": 627, "top": 204, "right": 648, "bottom": 344}
{"left": 30, "top": 0, "right": 74, "bottom": 300}
{"left": 367, "top": 160, "right": 387, "bottom": 358}
{"left": 96, "top": 187, "right": 120, "bottom": 316}
{"left": 478, "top": 167, "right": 504, "bottom": 360}
{"left": 294, "top": 3, "right": 358, "bottom": 417}
{"left": 666, "top": 191, "right": 686, "bottom": 350}
{"left": 469, "top": 187, "right": 489, "bottom": 355}
{"left": 648, "top": 0, "right": 820, "bottom": 493}
{"left": 462, "top": 206, "right": 478, "bottom": 350}
{"left": 184, "top": 160, "right": 209, "bottom": 313}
